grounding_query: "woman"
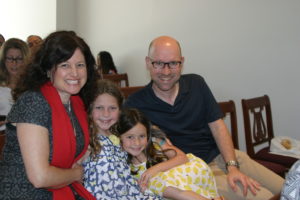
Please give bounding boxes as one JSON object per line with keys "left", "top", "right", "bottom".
{"left": 97, "top": 51, "right": 118, "bottom": 75}
{"left": 0, "top": 31, "right": 97, "bottom": 199}
{"left": 0, "top": 38, "right": 30, "bottom": 133}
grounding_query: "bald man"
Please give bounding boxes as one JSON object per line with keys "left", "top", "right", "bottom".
{"left": 26, "top": 35, "right": 42, "bottom": 48}
{"left": 125, "top": 35, "right": 284, "bottom": 200}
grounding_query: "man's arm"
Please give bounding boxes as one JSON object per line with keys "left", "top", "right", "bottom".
{"left": 209, "top": 119, "right": 260, "bottom": 196}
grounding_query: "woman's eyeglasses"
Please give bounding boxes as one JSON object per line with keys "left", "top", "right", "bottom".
{"left": 5, "top": 57, "right": 24, "bottom": 64}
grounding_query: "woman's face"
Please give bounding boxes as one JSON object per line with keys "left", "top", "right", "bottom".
{"left": 50, "top": 48, "right": 87, "bottom": 104}
{"left": 91, "top": 93, "right": 120, "bottom": 135}
{"left": 5, "top": 48, "right": 24, "bottom": 77}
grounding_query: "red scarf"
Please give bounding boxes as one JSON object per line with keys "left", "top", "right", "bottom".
{"left": 41, "top": 82, "right": 95, "bottom": 200}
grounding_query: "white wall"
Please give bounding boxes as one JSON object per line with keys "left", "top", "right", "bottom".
{"left": 0, "top": 0, "right": 56, "bottom": 40}
{"left": 2, "top": 0, "right": 300, "bottom": 151}
{"left": 73, "top": 0, "right": 300, "bottom": 151}
{"left": 57, "top": 0, "right": 77, "bottom": 31}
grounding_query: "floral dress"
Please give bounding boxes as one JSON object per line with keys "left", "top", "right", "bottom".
{"left": 131, "top": 140, "right": 219, "bottom": 199}
{"left": 83, "top": 134, "right": 162, "bottom": 200}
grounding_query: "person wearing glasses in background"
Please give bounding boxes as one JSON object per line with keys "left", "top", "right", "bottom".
{"left": 0, "top": 38, "right": 30, "bottom": 134}
{"left": 124, "top": 36, "right": 284, "bottom": 200}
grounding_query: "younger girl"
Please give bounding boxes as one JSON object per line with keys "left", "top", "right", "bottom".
{"left": 115, "top": 108, "right": 225, "bottom": 200}
{"left": 82, "top": 80, "right": 162, "bottom": 200}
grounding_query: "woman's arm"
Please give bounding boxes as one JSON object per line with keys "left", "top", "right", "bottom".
{"left": 139, "top": 138, "right": 188, "bottom": 191}
{"left": 17, "top": 123, "right": 83, "bottom": 189}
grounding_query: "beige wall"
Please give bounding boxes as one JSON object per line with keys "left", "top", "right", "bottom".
{"left": 0, "top": 0, "right": 56, "bottom": 40}
{"left": 72, "top": 0, "right": 300, "bottom": 151}
{"left": 1, "top": 0, "right": 300, "bottom": 151}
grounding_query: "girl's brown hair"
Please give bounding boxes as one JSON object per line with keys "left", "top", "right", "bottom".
{"left": 115, "top": 108, "right": 170, "bottom": 172}
{"left": 88, "top": 79, "right": 124, "bottom": 159}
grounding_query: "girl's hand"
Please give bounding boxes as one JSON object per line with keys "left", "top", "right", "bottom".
{"left": 76, "top": 147, "right": 91, "bottom": 165}
{"left": 138, "top": 168, "right": 159, "bottom": 192}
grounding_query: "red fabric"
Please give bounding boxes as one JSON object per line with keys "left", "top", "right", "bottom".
{"left": 41, "top": 82, "right": 95, "bottom": 200}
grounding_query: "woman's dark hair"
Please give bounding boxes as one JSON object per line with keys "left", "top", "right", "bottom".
{"left": 97, "top": 51, "right": 118, "bottom": 74}
{"left": 89, "top": 79, "right": 124, "bottom": 159}
{"left": 13, "top": 30, "right": 98, "bottom": 108}
{"left": 115, "top": 108, "right": 168, "bottom": 172}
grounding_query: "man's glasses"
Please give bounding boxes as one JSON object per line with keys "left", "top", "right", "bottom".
{"left": 151, "top": 61, "right": 182, "bottom": 70}
{"left": 5, "top": 57, "right": 24, "bottom": 64}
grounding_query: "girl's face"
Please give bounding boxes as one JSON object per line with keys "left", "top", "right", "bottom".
{"left": 120, "top": 123, "right": 148, "bottom": 159}
{"left": 92, "top": 93, "right": 120, "bottom": 135}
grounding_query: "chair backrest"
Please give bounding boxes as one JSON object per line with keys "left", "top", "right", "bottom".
{"left": 102, "top": 73, "right": 129, "bottom": 87}
{"left": 120, "top": 86, "right": 144, "bottom": 99}
{"left": 241, "top": 95, "right": 274, "bottom": 158}
{"left": 0, "top": 132, "right": 6, "bottom": 160}
{"left": 218, "top": 100, "right": 239, "bottom": 149}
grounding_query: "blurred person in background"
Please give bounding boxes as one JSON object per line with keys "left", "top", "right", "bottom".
{"left": 27, "top": 35, "right": 43, "bottom": 58}
{"left": 97, "top": 51, "right": 118, "bottom": 75}
{"left": 0, "top": 38, "right": 30, "bottom": 134}
{"left": 0, "top": 34, "right": 5, "bottom": 48}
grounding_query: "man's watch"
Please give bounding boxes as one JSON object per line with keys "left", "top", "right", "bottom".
{"left": 225, "top": 160, "right": 240, "bottom": 170}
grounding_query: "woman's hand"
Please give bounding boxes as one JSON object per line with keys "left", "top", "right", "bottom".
{"left": 71, "top": 162, "right": 84, "bottom": 183}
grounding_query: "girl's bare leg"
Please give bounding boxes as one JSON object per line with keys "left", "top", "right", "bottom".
{"left": 163, "top": 186, "right": 226, "bottom": 200}
{"left": 163, "top": 186, "right": 209, "bottom": 200}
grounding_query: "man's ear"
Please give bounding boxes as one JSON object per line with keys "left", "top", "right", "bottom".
{"left": 145, "top": 56, "right": 151, "bottom": 70}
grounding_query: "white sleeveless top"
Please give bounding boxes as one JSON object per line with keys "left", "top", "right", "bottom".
{"left": 0, "top": 86, "right": 13, "bottom": 131}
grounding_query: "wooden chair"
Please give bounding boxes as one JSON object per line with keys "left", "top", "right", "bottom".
{"left": 268, "top": 193, "right": 280, "bottom": 200}
{"left": 220, "top": 99, "right": 287, "bottom": 177}
{"left": 120, "top": 86, "right": 144, "bottom": 99}
{"left": 242, "top": 95, "right": 297, "bottom": 170}
{"left": 218, "top": 100, "right": 239, "bottom": 149}
{"left": 102, "top": 73, "right": 129, "bottom": 87}
{"left": 0, "top": 131, "right": 5, "bottom": 160}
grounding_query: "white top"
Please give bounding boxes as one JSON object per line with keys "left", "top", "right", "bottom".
{"left": 0, "top": 86, "right": 13, "bottom": 131}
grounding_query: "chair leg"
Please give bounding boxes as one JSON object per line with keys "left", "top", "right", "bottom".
{"left": 268, "top": 193, "right": 280, "bottom": 200}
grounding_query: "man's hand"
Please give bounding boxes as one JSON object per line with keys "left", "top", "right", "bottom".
{"left": 227, "top": 166, "right": 261, "bottom": 196}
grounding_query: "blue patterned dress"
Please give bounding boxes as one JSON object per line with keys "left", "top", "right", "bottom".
{"left": 83, "top": 134, "right": 162, "bottom": 200}
{"left": 281, "top": 160, "right": 300, "bottom": 200}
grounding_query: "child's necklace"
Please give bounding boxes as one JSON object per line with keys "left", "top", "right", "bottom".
{"left": 133, "top": 156, "right": 145, "bottom": 165}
